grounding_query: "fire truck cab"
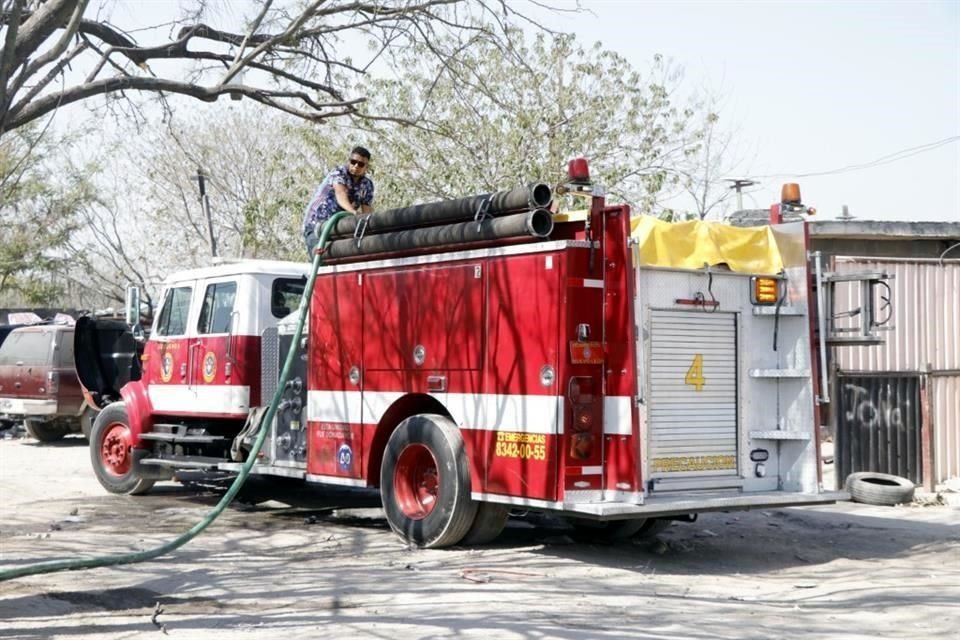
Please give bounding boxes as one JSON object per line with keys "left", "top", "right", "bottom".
{"left": 79, "top": 177, "right": 843, "bottom": 548}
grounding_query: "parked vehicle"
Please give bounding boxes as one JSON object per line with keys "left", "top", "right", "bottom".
{"left": 0, "top": 323, "right": 95, "bottom": 442}
{"left": 0, "top": 325, "right": 24, "bottom": 433}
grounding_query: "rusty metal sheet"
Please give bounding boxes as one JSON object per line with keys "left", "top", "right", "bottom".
{"left": 836, "top": 374, "right": 922, "bottom": 484}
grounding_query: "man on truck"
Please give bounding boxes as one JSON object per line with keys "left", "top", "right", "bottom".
{"left": 302, "top": 146, "right": 375, "bottom": 256}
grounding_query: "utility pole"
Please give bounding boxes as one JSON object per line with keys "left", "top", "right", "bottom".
{"left": 194, "top": 168, "right": 218, "bottom": 258}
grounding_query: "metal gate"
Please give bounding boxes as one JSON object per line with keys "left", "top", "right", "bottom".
{"left": 836, "top": 374, "right": 922, "bottom": 484}
{"left": 648, "top": 310, "right": 739, "bottom": 484}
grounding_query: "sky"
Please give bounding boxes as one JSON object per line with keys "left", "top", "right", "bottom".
{"left": 59, "top": 0, "right": 960, "bottom": 223}
{"left": 534, "top": 0, "right": 959, "bottom": 221}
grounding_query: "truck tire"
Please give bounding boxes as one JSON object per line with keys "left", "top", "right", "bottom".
{"left": 380, "top": 414, "right": 478, "bottom": 548}
{"left": 79, "top": 407, "right": 98, "bottom": 441}
{"left": 89, "top": 403, "right": 155, "bottom": 495}
{"left": 845, "top": 471, "right": 915, "bottom": 506}
{"left": 569, "top": 518, "right": 648, "bottom": 543}
{"left": 24, "top": 418, "right": 69, "bottom": 443}
{"left": 461, "top": 502, "right": 510, "bottom": 546}
{"left": 634, "top": 518, "right": 672, "bottom": 540}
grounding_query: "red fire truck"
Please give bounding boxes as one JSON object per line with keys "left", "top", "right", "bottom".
{"left": 77, "top": 164, "right": 843, "bottom": 547}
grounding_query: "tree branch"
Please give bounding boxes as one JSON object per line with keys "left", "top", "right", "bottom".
{"left": 9, "top": 0, "right": 88, "bottom": 101}
{"left": 220, "top": 0, "right": 322, "bottom": 86}
{"left": 222, "top": 0, "right": 274, "bottom": 82}
{"left": 5, "top": 0, "right": 76, "bottom": 67}
{"left": 6, "top": 75, "right": 364, "bottom": 131}
{"left": 2, "top": 0, "right": 570, "bottom": 136}
{"left": 8, "top": 40, "right": 88, "bottom": 118}
{"left": 0, "top": 0, "right": 25, "bottom": 121}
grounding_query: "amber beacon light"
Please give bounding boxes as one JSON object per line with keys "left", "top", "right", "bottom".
{"left": 780, "top": 182, "right": 817, "bottom": 216}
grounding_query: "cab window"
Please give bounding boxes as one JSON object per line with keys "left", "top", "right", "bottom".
{"left": 271, "top": 278, "right": 305, "bottom": 318}
{"left": 155, "top": 286, "right": 193, "bottom": 337}
{"left": 0, "top": 329, "right": 53, "bottom": 366}
{"left": 197, "top": 281, "right": 237, "bottom": 334}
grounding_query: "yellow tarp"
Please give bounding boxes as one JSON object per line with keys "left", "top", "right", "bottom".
{"left": 630, "top": 216, "right": 783, "bottom": 275}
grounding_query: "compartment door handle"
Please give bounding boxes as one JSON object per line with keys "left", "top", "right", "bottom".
{"left": 427, "top": 375, "right": 447, "bottom": 392}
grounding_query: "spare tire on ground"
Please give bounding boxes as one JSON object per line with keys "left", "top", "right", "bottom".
{"left": 845, "top": 472, "right": 915, "bottom": 506}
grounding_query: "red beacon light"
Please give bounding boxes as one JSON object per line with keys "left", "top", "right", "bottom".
{"left": 567, "top": 157, "right": 591, "bottom": 185}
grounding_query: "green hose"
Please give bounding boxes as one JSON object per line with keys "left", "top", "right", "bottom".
{"left": 0, "top": 212, "right": 351, "bottom": 582}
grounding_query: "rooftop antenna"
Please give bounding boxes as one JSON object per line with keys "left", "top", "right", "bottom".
{"left": 725, "top": 178, "right": 758, "bottom": 211}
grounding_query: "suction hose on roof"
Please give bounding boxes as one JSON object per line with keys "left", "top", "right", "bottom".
{"left": 0, "top": 212, "right": 351, "bottom": 582}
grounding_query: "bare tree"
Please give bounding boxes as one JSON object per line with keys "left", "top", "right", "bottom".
{"left": 60, "top": 103, "right": 336, "bottom": 304}
{"left": 62, "top": 187, "right": 162, "bottom": 312}
{"left": 0, "top": 0, "right": 561, "bottom": 134}
{"left": 0, "top": 122, "right": 93, "bottom": 305}
{"left": 680, "top": 111, "right": 737, "bottom": 220}
{"left": 355, "top": 32, "right": 708, "bottom": 215}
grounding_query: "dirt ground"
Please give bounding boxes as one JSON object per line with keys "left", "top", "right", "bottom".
{"left": 0, "top": 436, "right": 957, "bottom": 640}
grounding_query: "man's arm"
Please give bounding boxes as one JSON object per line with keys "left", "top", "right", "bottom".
{"left": 358, "top": 180, "right": 375, "bottom": 214}
{"left": 333, "top": 183, "right": 359, "bottom": 214}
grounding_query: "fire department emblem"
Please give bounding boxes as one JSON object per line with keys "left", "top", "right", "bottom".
{"left": 337, "top": 443, "right": 353, "bottom": 471}
{"left": 202, "top": 352, "right": 217, "bottom": 383}
{"left": 159, "top": 353, "right": 174, "bottom": 382}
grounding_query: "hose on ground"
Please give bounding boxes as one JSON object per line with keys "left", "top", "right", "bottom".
{"left": 0, "top": 211, "right": 351, "bottom": 582}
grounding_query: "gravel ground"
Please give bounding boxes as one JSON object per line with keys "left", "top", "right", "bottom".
{"left": 0, "top": 436, "right": 958, "bottom": 639}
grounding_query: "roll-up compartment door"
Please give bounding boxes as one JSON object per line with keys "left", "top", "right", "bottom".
{"left": 648, "top": 310, "right": 738, "bottom": 482}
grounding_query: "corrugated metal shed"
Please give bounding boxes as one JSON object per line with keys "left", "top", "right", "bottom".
{"left": 832, "top": 258, "right": 959, "bottom": 372}
{"left": 931, "top": 375, "right": 960, "bottom": 484}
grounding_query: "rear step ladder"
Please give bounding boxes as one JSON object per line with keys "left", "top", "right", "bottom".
{"left": 811, "top": 251, "right": 893, "bottom": 404}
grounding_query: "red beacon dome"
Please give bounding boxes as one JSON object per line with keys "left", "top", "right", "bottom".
{"left": 567, "top": 157, "right": 591, "bottom": 185}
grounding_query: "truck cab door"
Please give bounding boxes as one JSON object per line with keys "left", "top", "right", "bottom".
{"left": 73, "top": 316, "right": 142, "bottom": 409}
{"left": 146, "top": 283, "right": 196, "bottom": 408}
{"left": 192, "top": 278, "right": 241, "bottom": 414}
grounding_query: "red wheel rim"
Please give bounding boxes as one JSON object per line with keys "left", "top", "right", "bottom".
{"left": 393, "top": 443, "right": 439, "bottom": 520}
{"left": 100, "top": 422, "right": 132, "bottom": 477}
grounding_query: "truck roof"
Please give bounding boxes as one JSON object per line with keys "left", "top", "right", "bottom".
{"left": 162, "top": 259, "right": 310, "bottom": 284}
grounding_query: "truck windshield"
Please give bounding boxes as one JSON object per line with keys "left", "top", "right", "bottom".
{"left": 155, "top": 286, "right": 193, "bottom": 336}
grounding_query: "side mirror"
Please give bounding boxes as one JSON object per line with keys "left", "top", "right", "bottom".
{"left": 125, "top": 285, "right": 145, "bottom": 341}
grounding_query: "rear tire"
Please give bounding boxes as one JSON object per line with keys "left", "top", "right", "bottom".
{"left": 569, "top": 518, "right": 648, "bottom": 543}
{"left": 24, "top": 418, "right": 69, "bottom": 443}
{"left": 90, "top": 403, "right": 155, "bottom": 495}
{"left": 380, "top": 414, "right": 478, "bottom": 548}
{"left": 461, "top": 502, "right": 510, "bottom": 545}
{"left": 634, "top": 518, "right": 672, "bottom": 540}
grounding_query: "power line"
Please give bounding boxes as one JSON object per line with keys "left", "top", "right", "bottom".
{"left": 754, "top": 135, "right": 960, "bottom": 179}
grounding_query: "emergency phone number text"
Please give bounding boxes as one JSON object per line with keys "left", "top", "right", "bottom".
{"left": 494, "top": 432, "right": 547, "bottom": 460}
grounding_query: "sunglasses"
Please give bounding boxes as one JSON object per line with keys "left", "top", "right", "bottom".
{"left": 349, "top": 158, "right": 368, "bottom": 168}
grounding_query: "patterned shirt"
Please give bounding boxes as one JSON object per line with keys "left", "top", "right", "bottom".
{"left": 302, "top": 165, "right": 375, "bottom": 234}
